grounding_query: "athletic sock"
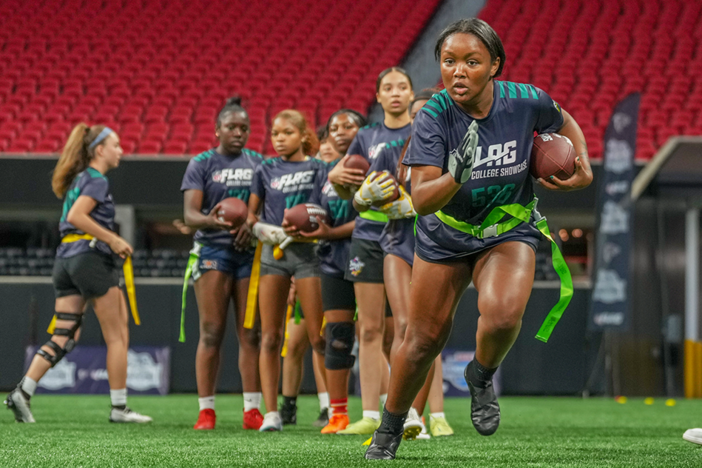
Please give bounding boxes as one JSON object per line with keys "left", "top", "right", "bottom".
{"left": 243, "top": 392, "right": 261, "bottom": 411}
{"left": 199, "top": 396, "right": 215, "bottom": 411}
{"left": 430, "top": 412, "right": 445, "bottom": 419}
{"left": 19, "top": 377, "right": 37, "bottom": 398}
{"left": 379, "top": 393, "right": 388, "bottom": 406}
{"left": 468, "top": 358, "right": 497, "bottom": 388}
{"left": 330, "top": 398, "right": 348, "bottom": 416}
{"left": 110, "top": 388, "right": 127, "bottom": 409}
{"left": 283, "top": 395, "right": 297, "bottom": 408}
{"left": 377, "top": 407, "right": 407, "bottom": 435}
{"left": 318, "top": 392, "right": 329, "bottom": 412}
{"left": 363, "top": 410, "right": 380, "bottom": 420}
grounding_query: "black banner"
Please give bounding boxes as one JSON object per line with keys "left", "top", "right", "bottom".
{"left": 589, "top": 93, "right": 640, "bottom": 331}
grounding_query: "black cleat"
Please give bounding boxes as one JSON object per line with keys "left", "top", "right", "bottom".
{"left": 364, "top": 430, "right": 403, "bottom": 460}
{"left": 465, "top": 362, "right": 500, "bottom": 436}
{"left": 312, "top": 407, "right": 329, "bottom": 427}
{"left": 279, "top": 402, "right": 297, "bottom": 425}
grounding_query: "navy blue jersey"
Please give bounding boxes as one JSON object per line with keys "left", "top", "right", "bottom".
{"left": 405, "top": 83, "right": 564, "bottom": 257}
{"left": 57, "top": 168, "right": 115, "bottom": 258}
{"left": 251, "top": 156, "right": 327, "bottom": 226}
{"left": 318, "top": 160, "right": 358, "bottom": 277}
{"left": 347, "top": 121, "right": 411, "bottom": 241}
{"left": 376, "top": 139, "right": 415, "bottom": 266}
{"left": 181, "top": 148, "right": 263, "bottom": 248}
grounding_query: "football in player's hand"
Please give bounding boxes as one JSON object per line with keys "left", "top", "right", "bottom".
{"left": 284, "top": 203, "right": 330, "bottom": 232}
{"left": 371, "top": 172, "right": 401, "bottom": 208}
{"left": 215, "top": 197, "right": 248, "bottom": 228}
{"left": 530, "top": 133, "right": 576, "bottom": 180}
{"left": 344, "top": 154, "right": 371, "bottom": 176}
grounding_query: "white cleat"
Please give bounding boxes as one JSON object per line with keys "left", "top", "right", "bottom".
{"left": 402, "top": 408, "right": 424, "bottom": 440}
{"left": 259, "top": 411, "right": 283, "bottom": 432}
{"left": 109, "top": 407, "right": 153, "bottom": 423}
{"left": 417, "top": 417, "right": 431, "bottom": 440}
{"left": 683, "top": 428, "right": 702, "bottom": 445}
{"left": 4, "top": 389, "right": 35, "bottom": 423}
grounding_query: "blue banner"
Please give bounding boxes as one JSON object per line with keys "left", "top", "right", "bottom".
{"left": 589, "top": 93, "right": 640, "bottom": 331}
{"left": 25, "top": 345, "right": 170, "bottom": 395}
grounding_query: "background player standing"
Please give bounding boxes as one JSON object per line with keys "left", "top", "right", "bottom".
{"left": 181, "top": 97, "right": 264, "bottom": 430}
{"left": 247, "top": 110, "right": 327, "bottom": 432}
{"left": 5, "top": 124, "right": 151, "bottom": 424}
{"left": 327, "top": 69, "right": 414, "bottom": 435}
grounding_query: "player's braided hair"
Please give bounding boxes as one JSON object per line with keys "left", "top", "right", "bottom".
{"left": 52, "top": 123, "right": 108, "bottom": 198}
{"left": 216, "top": 96, "right": 248, "bottom": 127}
{"left": 434, "top": 18, "right": 506, "bottom": 78}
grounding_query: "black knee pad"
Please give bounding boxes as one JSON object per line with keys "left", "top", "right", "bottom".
{"left": 37, "top": 313, "right": 82, "bottom": 367}
{"left": 324, "top": 321, "right": 356, "bottom": 370}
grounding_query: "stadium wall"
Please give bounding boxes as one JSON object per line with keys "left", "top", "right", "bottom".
{"left": 0, "top": 280, "right": 596, "bottom": 395}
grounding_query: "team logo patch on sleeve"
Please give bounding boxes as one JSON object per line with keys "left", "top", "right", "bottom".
{"left": 349, "top": 257, "right": 365, "bottom": 276}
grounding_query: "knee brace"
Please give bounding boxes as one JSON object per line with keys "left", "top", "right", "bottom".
{"left": 324, "top": 321, "right": 356, "bottom": 370}
{"left": 37, "top": 313, "right": 82, "bottom": 367}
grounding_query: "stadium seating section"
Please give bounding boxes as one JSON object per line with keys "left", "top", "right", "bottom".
{"left": 1, "top": 0, "right": 700, "bottom": 159}
{"left": 480, "top": 0, "right": 702, "bottom": 160}
{"left": 0, "top": 0, "right": 440, "bottom": 156}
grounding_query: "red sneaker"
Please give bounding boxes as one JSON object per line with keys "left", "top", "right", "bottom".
{"left": 193, "top": 409, "right": 216, "bottom": 430}
{"left": 243, "top": 408, "right": 264, "bottom": 430}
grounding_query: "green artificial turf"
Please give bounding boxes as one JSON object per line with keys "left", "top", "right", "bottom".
{"left": 1, "top": 395, "right": 701, "bottom": 467}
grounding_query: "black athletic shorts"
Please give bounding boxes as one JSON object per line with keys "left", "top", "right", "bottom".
{"left": 345, "top": 238, "right": 384, "bottom": 283}
{"left": 52, "top": 252, "right": 120, "bottom": 299}
{"left": 321, "top": 273, "right": 356, "bottom": 312}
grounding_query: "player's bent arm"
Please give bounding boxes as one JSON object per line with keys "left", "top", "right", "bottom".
{"left": 66, "top": 196, "right": 132, "bottom": 256}
{"left": 540, "top": 109, "right": 593, "bottom": 191}
{"left": 410, "top": 165, "right": 463, "bottom": 216}
{"left": 183, "top": 189, "right": 229, "bottom": 230}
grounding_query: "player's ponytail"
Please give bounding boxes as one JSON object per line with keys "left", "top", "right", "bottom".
{"left": 52, "top": 123, "right": 106, "bottom": 198}
{"left": 274, "top": 110, "right": 319, "bottom": 156}
{"left": 216, "top": 95, "right": 248, "bottom": 127}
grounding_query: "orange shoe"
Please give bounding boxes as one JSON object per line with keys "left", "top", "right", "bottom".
{"left": 243, "top": 408, "right": 264, "bottom": 430}
{"left": 321, "top": 414, "right": 350, "bottom": 434}
{"left": 194, "top": 409, "right": 216, "bottom": 430}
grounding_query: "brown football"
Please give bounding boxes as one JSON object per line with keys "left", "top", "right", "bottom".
{"left": 371, "top": 172, "right": 400, "bottom": 208}
{"left": 344, "top": 154, "right": 370, "bottom": 175}
{"left": 215, "top": 197, "right": 248, "bottom": 228}
{"left": 530, "top": 133, "right": 577, "bottom": 180}
{"left": 284, "top": 203, "right": 330, "bottom": 232}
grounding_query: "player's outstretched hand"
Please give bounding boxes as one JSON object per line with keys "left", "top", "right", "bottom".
{"left": 448, "top": 120, "right": 479, "bottom": 184}
{"left": 536, "top": 156, "right": 592, "bottom": 191}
